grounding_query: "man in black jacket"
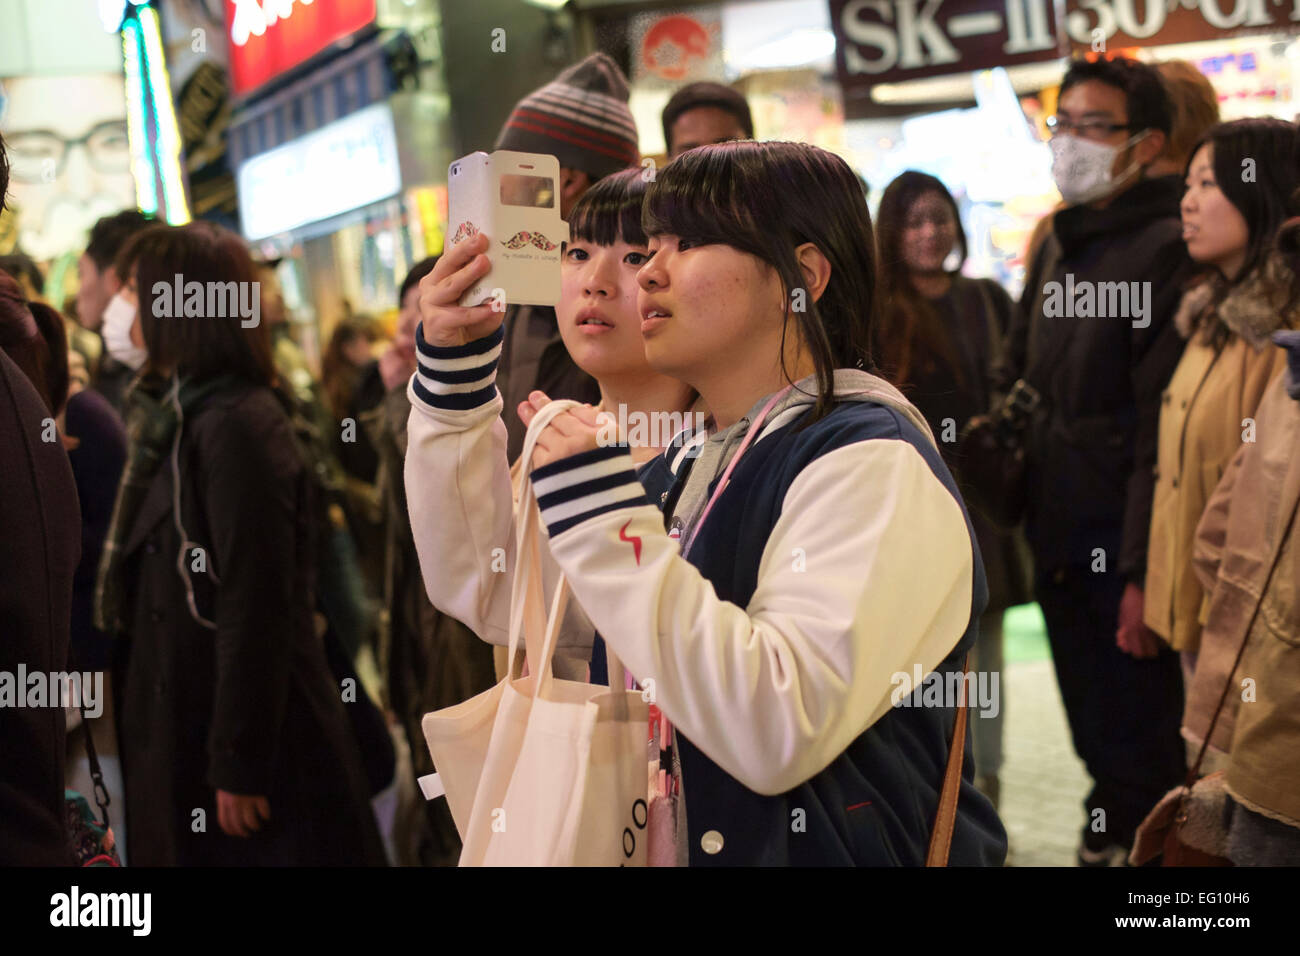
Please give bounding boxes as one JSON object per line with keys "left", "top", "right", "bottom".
{"left": 488, "top": 52, "right": 641, "bottom": 463}
{"left": 999, "top": 56, "right": 1191, "bottom": 865}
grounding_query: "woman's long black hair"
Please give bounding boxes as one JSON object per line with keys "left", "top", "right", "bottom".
{"left": 873, "top": 171, "right": 967, "bottom": 388}
{"left": 1186, "top": 118, "right": 1300, "bottom": 346}
{"left": 642, "top": 141, "right": 877, "bottom": 424}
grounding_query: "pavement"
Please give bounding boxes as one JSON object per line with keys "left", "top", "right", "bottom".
{"left": 997, "top": 604, "right": 1092, "bottom": 867}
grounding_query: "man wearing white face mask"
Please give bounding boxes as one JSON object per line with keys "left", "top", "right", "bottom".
{"left": 100, "top": 290, "right": 148, "bottom": 374}
{"left": 77, "top": 211, "right": 154, "bottom": 412}
{"left": 995, "top": 56, "right": 1195, "bottom": 867}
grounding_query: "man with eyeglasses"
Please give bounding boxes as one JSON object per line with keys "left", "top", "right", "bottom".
{"left": 996, "top": 56, "right": 1192, "bottom": 867}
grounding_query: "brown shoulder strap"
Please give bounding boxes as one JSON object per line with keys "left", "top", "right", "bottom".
{"left": 926, "top": 653, "right": 970, "bottom": 867}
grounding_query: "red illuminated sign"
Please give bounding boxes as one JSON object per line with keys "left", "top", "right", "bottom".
{"left": 226, "top": 0, "right": 377, "bottom": 96}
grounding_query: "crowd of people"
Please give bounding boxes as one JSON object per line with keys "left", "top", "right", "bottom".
{"left": 2, "top": 48, "right": 1299, "bottom": 868}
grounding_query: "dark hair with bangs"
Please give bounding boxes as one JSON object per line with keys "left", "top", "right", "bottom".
{"left": 567, "top": 168, "right": 649, "bottom": 247}
{"left": 115, "top": 221, "right": 276, "bottom": 386}
{"left": 642, "top": 141, "right": 876, "bottom": 422}
{"left": 1186, "top": 117, "right": 1300, "bottom": 347}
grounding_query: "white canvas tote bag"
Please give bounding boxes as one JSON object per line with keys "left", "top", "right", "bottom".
{"left": 423, "top": 400, "right": 650, "bottom": 865}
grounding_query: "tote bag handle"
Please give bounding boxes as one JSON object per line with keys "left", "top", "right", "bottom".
{"left": 506, "top": 399, "right": 583, "bottom": 685}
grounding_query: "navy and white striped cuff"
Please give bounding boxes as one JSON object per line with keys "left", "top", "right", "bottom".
{"left": 411, "top": 322, "right": 504, "bottom": 411}
{"left": 532, "top": 445, "right": 649, "bottom": 537}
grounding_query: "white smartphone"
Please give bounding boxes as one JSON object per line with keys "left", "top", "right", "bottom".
{"left": 447, "top": 150, "right": 568, "bottom": 309}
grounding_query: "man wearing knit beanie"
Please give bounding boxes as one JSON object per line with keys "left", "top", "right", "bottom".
{"left": 494, "top": 52, "right": 641, "bottom": 219}
{"left": 492, "top": 53, "right": 640, "bottom": 465}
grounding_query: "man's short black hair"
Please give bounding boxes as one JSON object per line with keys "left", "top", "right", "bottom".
{"left": 399, "top": 255, "right": 439, "bottom": 304}
{"left": 661, "top": 82, "right": 754, "bottom": 152}
{"left": 85, "top": 209, "right": 155, "bottom": 272}
{"left": 1060, "top": 56, "right": 1172, "bottom": 136}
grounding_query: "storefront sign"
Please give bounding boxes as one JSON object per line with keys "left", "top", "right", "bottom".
{"left": 639, "top": 13, "right": 713, "bottom": 80}
{"left": 237, "top": 101, "right": 401, "bottom": 240}
{"left": 1062, "top": 0, "right": 1300, "bottom": 50}
{"left": 631, "top": 10, "right": 724, "bottom": 85}
{"left": 831, "top": 0, "right": 1062, "bottom": 87}
{"left": 225, "top": 0, "right": 377, "bottom": 96}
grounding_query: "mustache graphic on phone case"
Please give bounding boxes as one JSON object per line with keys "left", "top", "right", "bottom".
{"left": 451, "top": 221, "right": 480, "bottom": 244}
{"left": 448, "top": 150, "right": 564, "bottom": 307}
{"left": 501, "top": 230, "right": 558, "bottom": 251}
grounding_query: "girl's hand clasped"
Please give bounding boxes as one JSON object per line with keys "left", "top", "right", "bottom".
{"left": 519, "top": 391, "right": 605, "bottom": 469}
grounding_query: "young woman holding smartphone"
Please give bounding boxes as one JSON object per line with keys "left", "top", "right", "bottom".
{"left": 406, "top": 169, "right": 698, "bottom": 678}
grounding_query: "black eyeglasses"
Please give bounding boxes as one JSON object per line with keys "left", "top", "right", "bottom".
{"left": 1045, "top": 115, "right": 1132, "bottom": 141}
{"left": 4, "top": 120, "right": 131, "bottom": 184}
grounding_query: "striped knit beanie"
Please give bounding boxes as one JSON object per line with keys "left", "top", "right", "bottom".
{"left": 494, "top": 52, "right": 640, "bottom": 181}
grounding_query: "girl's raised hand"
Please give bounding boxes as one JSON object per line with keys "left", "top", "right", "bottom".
{"left": 417, "top": 232, "right": 505, "bottom": 347}
{"left": 518, "top": 391, "right": 606, "bottom": 469}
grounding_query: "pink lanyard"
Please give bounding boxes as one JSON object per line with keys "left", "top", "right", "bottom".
{"left": 636, "top": 384, "right": 796, "bottom": 768}
{"left": 681, "top": 383, "right": 795, "bottom": 559}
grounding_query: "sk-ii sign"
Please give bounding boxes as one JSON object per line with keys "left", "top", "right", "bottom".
{"left": 831, "top": 0, "right": 1063, "bottom": 87}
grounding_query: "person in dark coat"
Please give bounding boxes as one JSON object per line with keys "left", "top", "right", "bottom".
{"left": 367, "top": 257, "right": 496, "bottom": 865}
{"left": 490, "top": 53, "right": 640, "bottom": 462}
{"left": 0, "top": 261, "right": 80, "bottom": 865}
{"left": 28, "top": 298, "right": 132, "bottom": 857}
{"left": 997, "top": 56, "right": 1195, "bottom": 865}
{"left": 0, "top": 138, "right": 78, "bottom": 867}
{"left": 96, "top": 222, "right": 384, "bottom": 866}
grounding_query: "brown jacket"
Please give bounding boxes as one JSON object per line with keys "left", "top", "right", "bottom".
{"left": 1185, "top": 369, "right": 1300, "bottom": 824}
{"left": 1144, "top": 272, "right": 1293, "bottom": 652}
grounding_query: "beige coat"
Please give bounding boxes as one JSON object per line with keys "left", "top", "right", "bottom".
{"left": 1144, "top": 276, "right": 1292, "bottom": 652}
{"left": 1184, "top": 371, "right": 1300, "bottom": 824}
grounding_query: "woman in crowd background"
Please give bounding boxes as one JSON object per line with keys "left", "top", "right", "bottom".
{"left": 1144, "top": 118, "right": 1300, "bottom": 691}
{"left": 873, "top": 170, "right": 1031, "bottom": 809}
{"left": 323, "top": 315, "right": 387, "bottom": 598}
{"left": 94, "top": 221, "right": 384, "bottom": 865}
